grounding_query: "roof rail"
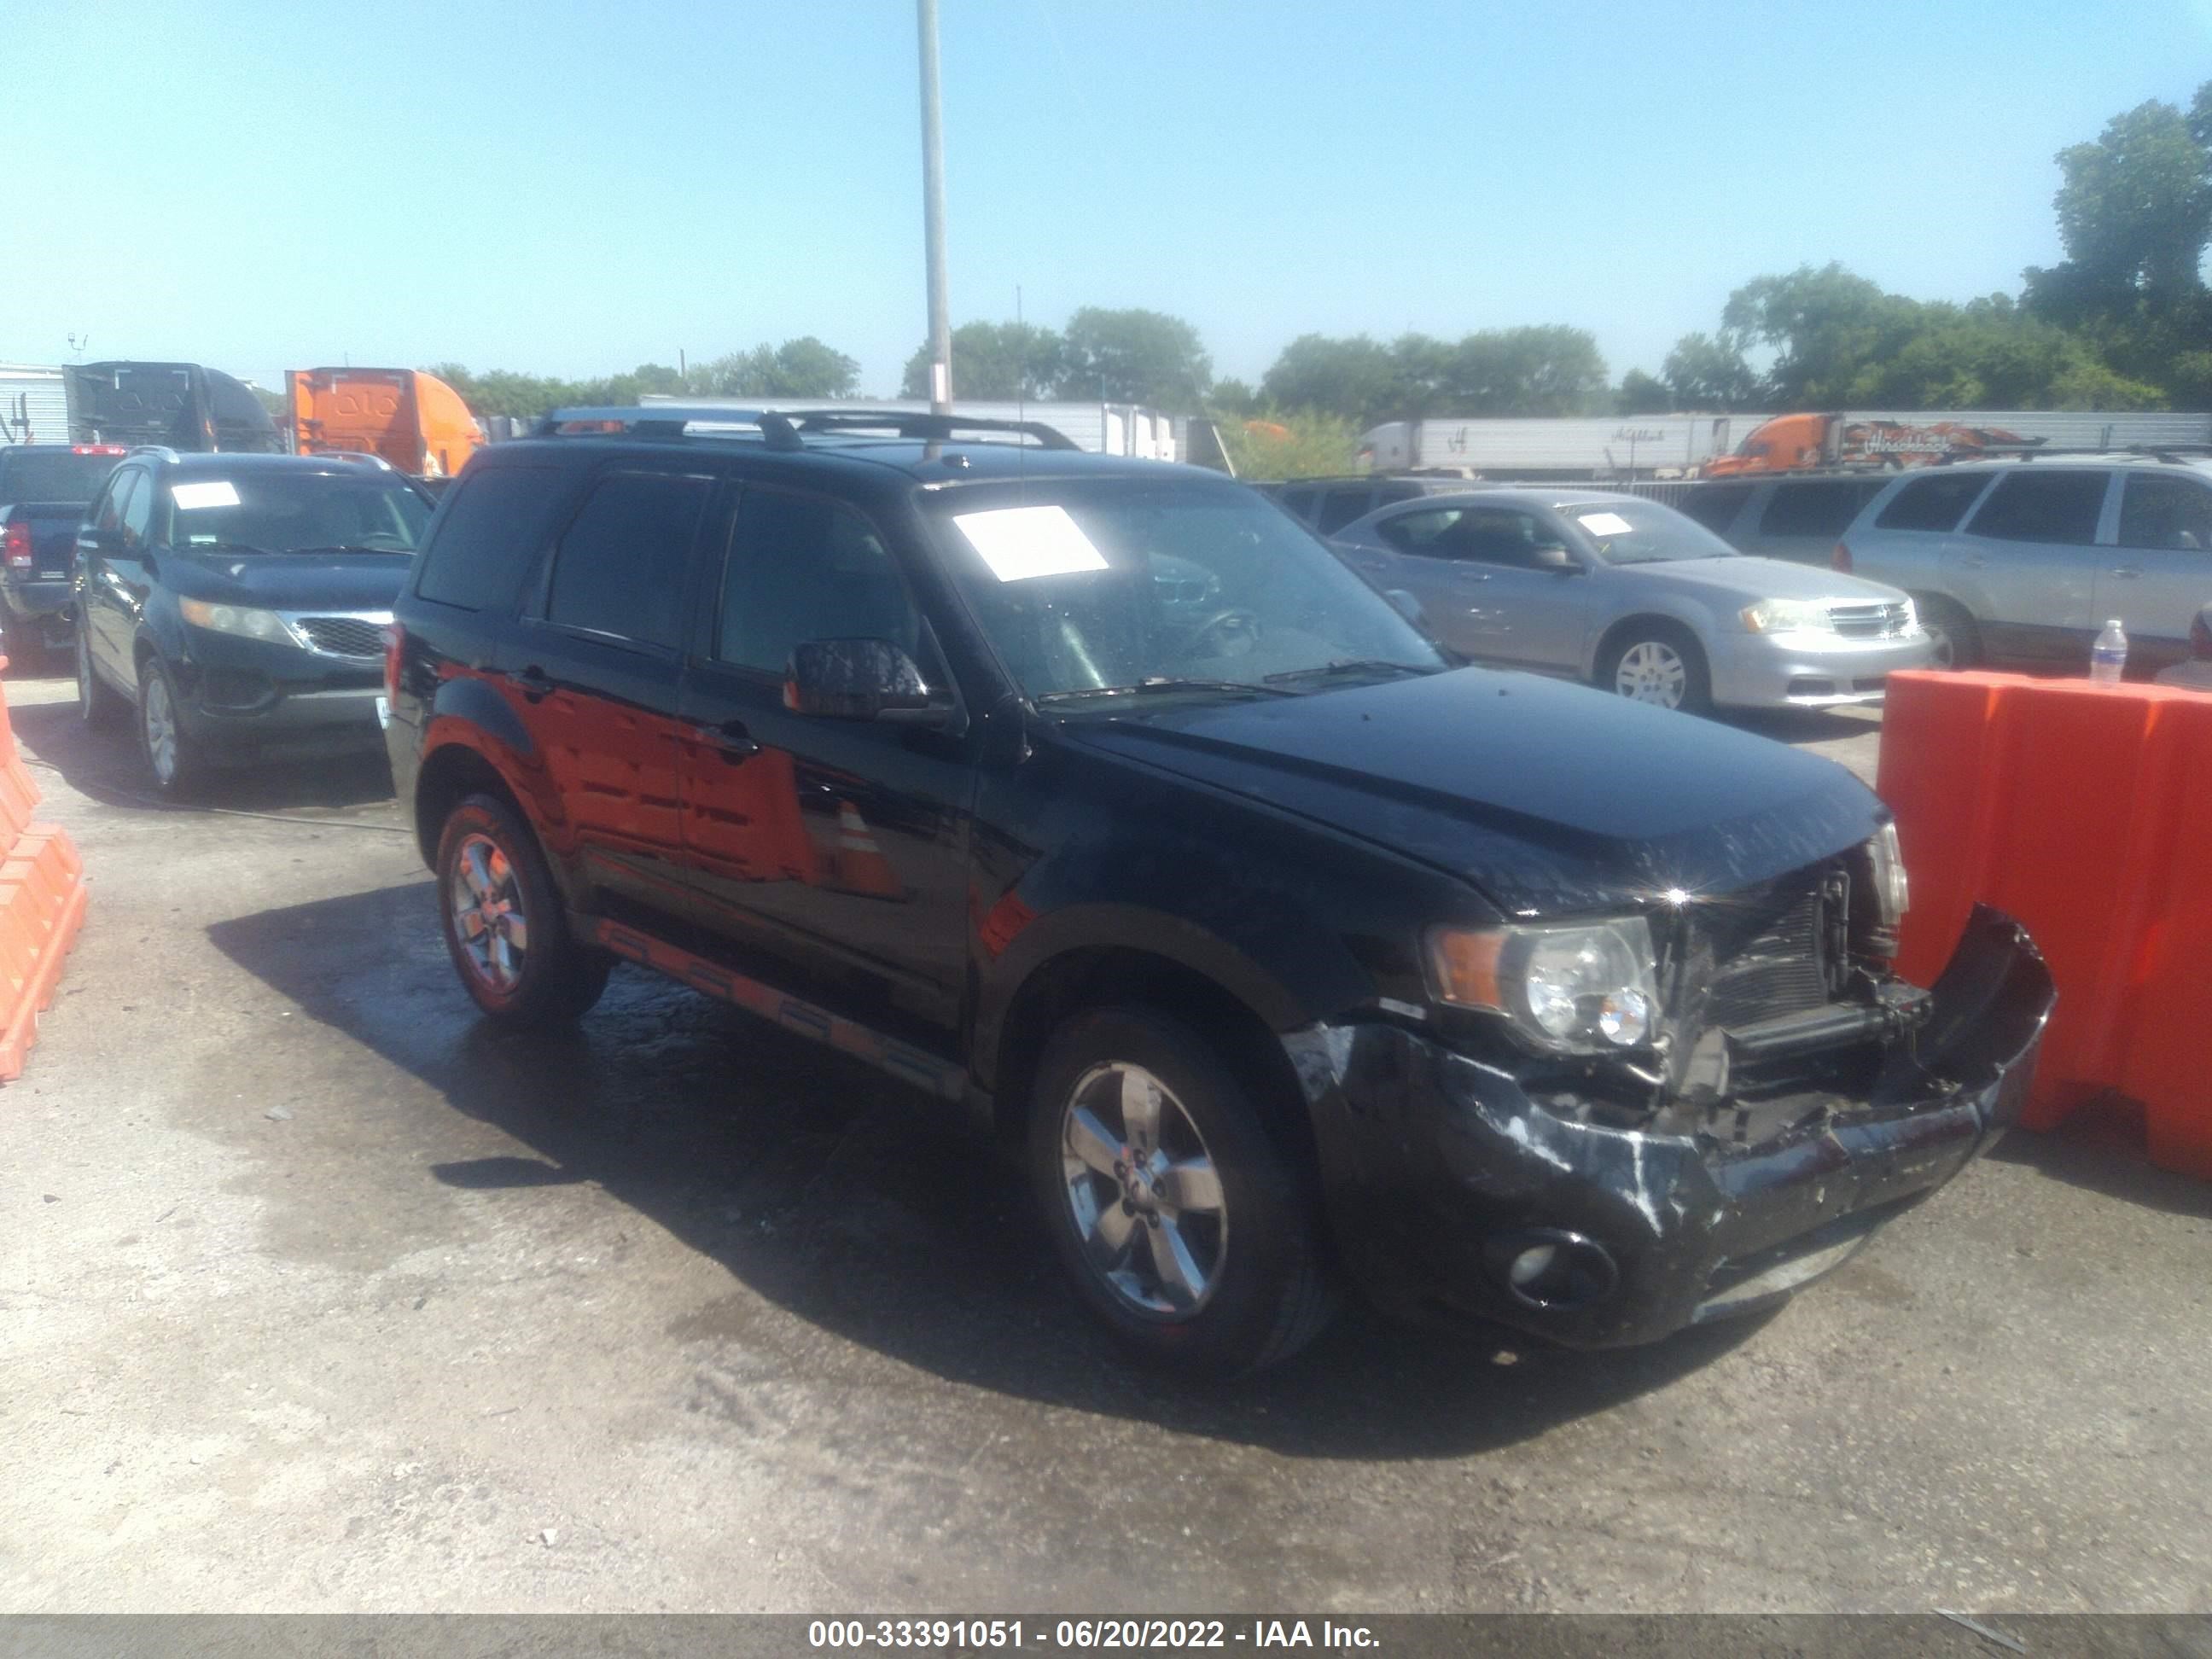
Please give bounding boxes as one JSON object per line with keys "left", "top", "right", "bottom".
{"left": 125, "top": 445, "right": 181, "bottom": 463}
{"left": 532, "top": 404, "right": 1080, "bottom": 452}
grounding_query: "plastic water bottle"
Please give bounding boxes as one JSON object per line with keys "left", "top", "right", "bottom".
{"left": 2091, "top": 619, "right": 2128, "bottom": 684}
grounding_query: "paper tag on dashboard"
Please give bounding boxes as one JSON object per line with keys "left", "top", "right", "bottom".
{"left": 953, "top": 505, "right": 1110, "bottom": 582}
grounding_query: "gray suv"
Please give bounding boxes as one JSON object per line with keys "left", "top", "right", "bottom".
{"left": 1835, "top": 456, "right": 2212, "bottom": 673}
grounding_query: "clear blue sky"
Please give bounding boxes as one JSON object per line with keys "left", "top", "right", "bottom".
{"left": 5, "top": 0, "right": 2209, "bottom": 398}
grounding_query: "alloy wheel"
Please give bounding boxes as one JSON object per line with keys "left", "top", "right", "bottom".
{"left": 1924, "top": 621, "right": 1958, "bottom": 670}
{"left": 1614, "top": 640, "right": 1688, "bottom": 708}
{"left": 448, "top": 831, "right": 530, "bottom": 992}
{"left": 1058, "top": 1062, "right": 1227, "bottom": 1318}
{"left": 141, "top": 672, "right": 179, "bottom": 784}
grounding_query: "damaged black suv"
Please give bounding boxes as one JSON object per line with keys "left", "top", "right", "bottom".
{"left": 384, "top": 406, "right": 2055, "bottom": 1377}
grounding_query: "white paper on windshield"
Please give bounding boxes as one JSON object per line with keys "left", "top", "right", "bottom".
{"left": 172, "top": 480, "right": 242, "bottom": 510}
{"left": 953, "top": 504, "right": 1109, "bottom": 582}
{"left": 1576, "top": 510, "right": 1633, "bottom": 537}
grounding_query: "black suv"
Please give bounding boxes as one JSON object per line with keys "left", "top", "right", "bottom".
{"left": 75, "top": 450, "right": 432, "bottom": 791}
{"left": 386, "top": 406, "right": 2054, "bottom": 1377}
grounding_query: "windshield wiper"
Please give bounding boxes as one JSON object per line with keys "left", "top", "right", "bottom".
{"left": 1035, "top": 677, "right": 1299, "bottom": 705}
{"left": 188, "top": 540, "right": 275, "bottom": 556}
{"left": 284, "top": 544, "right": 413, "bottom": 556}
{"left": 1262, "top": 658, "right": 1439, "bottom": 686}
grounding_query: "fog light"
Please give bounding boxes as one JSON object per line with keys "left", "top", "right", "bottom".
{"left": 1491, "top": 1230, "right": 1620, "bottom": 1310}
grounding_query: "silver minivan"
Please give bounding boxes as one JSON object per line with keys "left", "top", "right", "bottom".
{"left": 1835, "top": 456, "right": 2212, "bottom": 673}
{"left": 1331, "top": 488, "right": 1930, "bottom": 713}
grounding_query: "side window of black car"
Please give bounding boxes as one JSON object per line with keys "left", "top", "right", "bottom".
{"left": 91, "top": 469, "right": 137, "bottom": 537}
{"left": 541, "top": 470, "right": 711, "bottom": 651}
{"left": 118, "top": 472, "right": 155, "bottom": 550}
{"left": 716, "top": 489, "right": 923, "bottom": 676}
{"left": 1760, "top": 481, "right": 1863, "bottom": 538}
{"left": 414, "top": 465, "right": 572, "bottom": 612}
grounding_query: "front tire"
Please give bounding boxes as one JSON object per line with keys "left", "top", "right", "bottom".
{"left": 435, "top": 792, "right": 612, "bottom": 1025}
{"left": 1028, "top": 1006, "right": 1337, "bottom": 1378}
{"left": 136, "top": 655, "right": 206, "bottom": 795}
{"left": 1598, "top": 623, "right": 1712, "bottom": 713}
{"left": 1913, "top": 595, "right": 1981, "bottom": 671}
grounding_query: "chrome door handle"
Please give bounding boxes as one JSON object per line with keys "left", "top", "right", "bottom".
{"left": 691, "top": 719, "right": 760, "bottom": 760}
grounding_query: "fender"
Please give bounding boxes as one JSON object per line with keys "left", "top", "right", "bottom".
{"left": 1581, "top": 599, "right": 1720, "bottom": 682}
{"left": 970, "top": 898, "right": 1353, "bottom": 1100}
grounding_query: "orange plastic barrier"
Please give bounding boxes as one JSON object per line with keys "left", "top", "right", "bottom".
{"left": 0, "top": 656, "right": 89, "bottom": 1081}
{"left": 1877, "top": 669, "right": 2212, "bottom": 1176}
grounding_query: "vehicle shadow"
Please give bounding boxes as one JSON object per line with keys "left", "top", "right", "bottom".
{"left": 9, "top": 689, "right": 396, "bottom": 815}
{"left": 207, "top": 880, "right": 1769, "bottom": 1461}
{"left": 1988, "top": 1100, "right": 2212, "bottom": 1222}
{"left": 1722, "top": 705, "right": 1883, "bottom": 746}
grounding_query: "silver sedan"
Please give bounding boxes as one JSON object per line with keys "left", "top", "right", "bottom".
{"left": 1330, "top": 488, "right": 1934, "bottom": 713}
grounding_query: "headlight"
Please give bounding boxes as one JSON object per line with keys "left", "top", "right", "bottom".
{"left": 1898, "top": 597, "right": 1919, "bottom": 634}
{"left": 1740, "top": 598, "right": 1832, "bottom": 635}
{"left": 1866, "top": 820, "right": 1910, "bottom": 954}
{"left": 179, "top": 598, "right": 301, "bottom": 646}
{"left": 1426, "top": 917, "right": 1660, "bottom": 1053}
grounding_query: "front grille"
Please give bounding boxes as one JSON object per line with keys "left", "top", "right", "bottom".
{"left": 1696, "top": 881, "right": 1831, "bottom": 1031}
{"left": 1827, "top": 601, "right": 1909, "bottom": 639}
{"left": 295, "top": 615, "right": 387, "bottom": 658}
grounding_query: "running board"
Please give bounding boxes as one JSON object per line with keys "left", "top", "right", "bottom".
{"left": 585, "top": 917, "right": 969, "bottom": 1103}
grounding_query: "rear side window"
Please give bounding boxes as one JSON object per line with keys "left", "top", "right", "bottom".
{"left": 1679, "top": 484, "right": 1751, "bottom": 533}
{"left": 414, "top": 465, "right": 571, "bottom": 611}
{"left": 544, "top": 471, "right": 712, "bottom": 649}
{"left": 2116, "top": 474, "right": 2212, "bottom": 551}
{"left": 1316, "top": 487, "right": 1374, "bottom": 535}
{"left": 1760, "top": 480, "right": 1876, "bottom": 538}
{"left": 1965, "top": 471, "right": 2109, "bottom": 545}
{"left": 1875, "top": 472, "right": 1991, "bottom": 533}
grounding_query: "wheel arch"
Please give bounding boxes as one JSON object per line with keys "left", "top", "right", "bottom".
{"left": 1587, "top": 608, "right": 1708, "bottom": 684}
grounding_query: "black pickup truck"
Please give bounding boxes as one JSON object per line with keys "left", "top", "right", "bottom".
{"left": 0, "top": 444, "right": 125, "bottom": 660}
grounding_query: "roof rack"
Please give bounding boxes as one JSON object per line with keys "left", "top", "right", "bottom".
{"left": 532, "top": 405, "right": 1080, "bottom": 452}
{"left": 125, "top": 445, "right": 182, "bottom": 463}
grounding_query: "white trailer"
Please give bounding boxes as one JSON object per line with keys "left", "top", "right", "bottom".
{"left": 1359, "top": 415, "right": 1763, "bottom": 479}
{"left": 638, "top": 395, "right": 1184, "bottom": 460}
{"left": 1, "top": 365, "right": 72, "bottom": 447}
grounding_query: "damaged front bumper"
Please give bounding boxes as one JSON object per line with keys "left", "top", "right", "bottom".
{"left": 1284, "top": 906, "right": 2055, "bottom": 1348}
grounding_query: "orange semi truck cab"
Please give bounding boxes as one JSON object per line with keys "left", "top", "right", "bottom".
{"left": 288, "top": 368, "right": 484, "bottom": 479}
{"left": 1703, "top": 412, "right": 2033, "bottom": 477}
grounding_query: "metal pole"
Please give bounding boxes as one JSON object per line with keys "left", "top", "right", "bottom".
{"left": 917, "top": 0, "right": 952, "bottom": 413}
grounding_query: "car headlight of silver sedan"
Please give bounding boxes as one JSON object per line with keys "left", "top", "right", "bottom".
{"left": 1426, "top": 917, "right": 1660, "bottom": 1053}
{"left": 179, "top": 599, "right": 306, "bottom": 647}
{"left": 1739, "top": 598, "right": 1834, "bottom": 635}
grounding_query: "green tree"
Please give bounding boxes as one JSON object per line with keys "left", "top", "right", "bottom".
{"left": 1435, "top": 325, "right": 1608, "bottom": 415}
{"left": 899, "top": 321, "right": 1066, "bottom": 400}
{"left": 1257, "top": 334, "right": 1408, "bottom": 424}
{"left": 1208, "top": 377, "right": 1260, "bottom": 417}
{"left": 698, "top": 338, "right": 859, "bottom": 399}
{"left": 1615, "top": 369, "right": 1672, "bottom": 414}
{"left": 1218, "top": 408, "right": 1363, "bottom": 479}
{"left": 1061, "top": 307, "right": 1212, "bottom": 409}
{"left": 1258, "top": 327, "right": 1607, "bottom": 423}
{"left": 1660, "top": 333, "right": 1762, "bottom": 409}
{"left": 1720, "top": 264, "right": 1928, "bottom": 405}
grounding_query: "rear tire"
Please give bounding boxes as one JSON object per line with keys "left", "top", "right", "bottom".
{"left": 76, "top": 628, "right": 125, "bottom": 727}
{"left": 436, "top": 792, "right": 612, "bottom": 1025}
{"left": 1028, "top": 1005, "right": 1337, "bottom": 1378}
{"left": 1598, "top": 622, "right": 1712, "bottom": 713}
{"left": 1913, "top": 595, "right": 1981, "bottom": 670}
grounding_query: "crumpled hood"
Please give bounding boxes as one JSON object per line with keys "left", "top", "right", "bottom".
{"left": 167, "top": 549, "right": 411, "bottom": 612}
{"left": 1055, "top": 667, "right": 1884, "bottom": 917}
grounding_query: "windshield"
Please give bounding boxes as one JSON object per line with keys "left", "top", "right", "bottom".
{"left": 1560, "top": 498, "right": 1738, "bottom": 566}
{"left": 0, "top": 451, "right": 122, "bottom": 506}
{"left": 929, "top": 478, "right": 1447, "bottom": 702}
{"left": 160, "top": 472, "right": 429, "bottom": 554}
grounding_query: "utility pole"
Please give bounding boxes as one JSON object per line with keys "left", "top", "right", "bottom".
{"left": 917, "top": 0, "right": 952, "bottom": 413}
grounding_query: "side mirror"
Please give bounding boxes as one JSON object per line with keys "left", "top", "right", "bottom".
{"left": 1385, "top": 589, "right": 1425, "bottom": 626}
{"left": 1532, "top": 544, "right": 1578, "bottom": 572}
{"left": 785, "top": 638, "right": 953, "bottom": 725}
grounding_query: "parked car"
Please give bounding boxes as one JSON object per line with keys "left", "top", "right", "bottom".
{"left": 73, "top": 449, "right": 432, "bottom": 792}
{"left": 1329, "top": 489, "right": 1932, "bottom": 713}
{"left": 1835, "top": 454, "right": 2212, "bottom": 674}
{"left": 1263, "top": 474, "right": 1477, "bottom": 537}
{"left": 2153, "top": 603, "right": 2212, "bottom": 690}
{"left": 0, "top": 443, "right": 125, "bottom": 659}
{"left": 1676, "top": 474, "right": 1890, "bottom": 565}
{"left": 381, "top": 405, "right": 2053, "bottom": 1378}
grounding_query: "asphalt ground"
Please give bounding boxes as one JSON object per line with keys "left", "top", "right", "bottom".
{"left": 1, "top": 667, "right": 2204, "bottom": 1614}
